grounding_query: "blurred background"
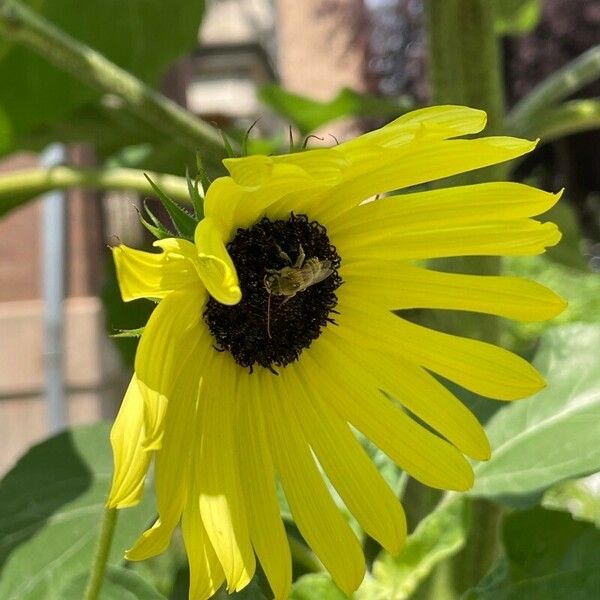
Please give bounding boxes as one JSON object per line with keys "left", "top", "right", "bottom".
{"left": 0, "top": 0, "right": 599, "bottom": 477}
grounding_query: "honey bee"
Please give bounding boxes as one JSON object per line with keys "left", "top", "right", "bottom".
{"left": 264, "top": 244, "right": 333, "bottom": 338}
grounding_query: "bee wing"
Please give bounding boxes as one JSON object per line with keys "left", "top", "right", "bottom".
{"left": 309, "top": 263, "right": 334, "bottom": 285}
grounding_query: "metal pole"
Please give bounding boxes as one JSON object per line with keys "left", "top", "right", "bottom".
{"left": 41, "top": 143, "right": 68, "bottom": 433}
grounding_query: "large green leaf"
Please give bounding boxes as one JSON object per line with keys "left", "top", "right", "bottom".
{"left": 0, "top": 0, "right": 205, "bottom": 139}
{"left": 59, "top": 565, "right": 166, "bottom": 600}
{"left": 472, "top": 324, "right": 600, "bottom": 498}
{"left": 502, "top": 256, "right": 600, "bottom": 352}
{"left": 289, "top": 574, "right": 347, "bottom": 600}
{"left": 357, "top": 497, "right": 468, "bottom": 600}
{"left": 543, "top": 475, "right": 600, "bottom": 527}
{"left": 259, "top": 85, "right": 413, "bottom": 135}
{"left": 0, "top": 422, "right": 155, "bottom": 600}
{"left": 462, "top": 507, "right": 600, "bottom": 599}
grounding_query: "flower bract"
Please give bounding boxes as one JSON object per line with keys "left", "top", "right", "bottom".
{"left": 108, "top": 106, "right": 566, "bottom": 599}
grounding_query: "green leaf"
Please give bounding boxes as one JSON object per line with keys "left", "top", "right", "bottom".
{"left": 59, "top": 565, "right": 166, "bottom": 600}
{"left": 259, "top": 85, "right": 414, "bottom": 135}
{"left": 289, "top": 573, "right": 348, "bottom": 600}
{"left": 493, "top": 0, "right": 541, "bottom": 36}
{"left": 543, "top": 475, "right": 600, "bottom": 527}
{"left": 0, "top": 0, "right": 205, "bottom": 141}
{"left": 144, "top": 174, "right": 197, "bottom": 240}
{"left": 502, "top": 256, "right": 600, "bottom": 351}
{"left": 462, "top": 507, "right": 600, "bottom": 599}
{"left": 357, "top": 497, "right": 468, "bottom": 600}
{"left": 0, "top": 422, "right": 156, "bottom": 600}
{"left": 472, "top": 324, "right": 600, "bottom": 498}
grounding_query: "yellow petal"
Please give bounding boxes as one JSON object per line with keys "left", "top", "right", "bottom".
{"left": 225, "top": 148, "right": 348, "bottom": 187}
{"left": 204, "top": 165, "right": 322, "bottom": 232}
{"left": 287, "top": 364, "right": 407, "bottom": 553}
{"left": 263, "top": 371, "right": 366, "bottom": 595}
{"left": 322, "top": 336, "right": 489, "bottom": 460}
{"left": 194, "top": 217, "right": 241, "bottom": 305}
{"left": 198, "top": 354, "right": 255, "bottom": 592}
{"left": 127, "top": 328, "right": 210, "bottom": 561}
{"left": 112, "top": 239, "right": 200, "bottom": 302}
{"left": 342, "top": 219, "right": 561, "bottom": 261}
{"left": 107, "top": 374, "right": 151, "bottom": 508}
{"left": 183, "top": 480, "right": 225, "bottom": 600}
{"left": 238, "top": 372, "right": 292, "bottom": 600}
{"left": 328, "top": 183, "right": 562, "bottom": 238}
{"left": 341, "top": 263, "right": 567, "bottom": 322}
{"left": 340, "top": 105, "right": 487, "bottom": 154}
{"left": 313, "top": 136, "right": 538, "bottom": 223}
{"left": 309, "top": 336, "right": 475, "bottom": 490}
{"left": 135, "top": 285, "right": 206, "bottom": 450}
{"left": 337, "top": 302, "right": 545, "bottom": 400}
{"left": 222, "top": 154, "right": 275, "bottom": 186}
{"left": 125, "top": 518, "right": 172, "bottom": 562}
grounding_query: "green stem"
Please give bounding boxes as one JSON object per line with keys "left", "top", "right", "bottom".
{"left": 0, "top": 165, "right": 191, "bottom": 208}
{"left": 510, "top": 97, "right": 600, "bottom": 142}
{"left": 84, "top": 507, "right": 118, "bottom": 600}
{"left": 0, "top": 0, "right": 229, "bottom": 157}
{"left": 425, "top": 0, "right": 505, "bottom": 336}
{"left": 507, "top": 46, "right": 600, "bottom": 132}
{"left": 425, "top": 1, "right": 506, "bottom": 595}
{"left": 426, "top": 0, "right": 505, "bottom": 135}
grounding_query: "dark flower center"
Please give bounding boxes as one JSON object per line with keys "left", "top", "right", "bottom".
{"left": 203, "top": 213, "right": 342, "bottom": 373}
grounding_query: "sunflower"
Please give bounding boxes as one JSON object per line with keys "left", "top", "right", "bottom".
{"left": 107, "top": 106, "right": 565, "bottom": 599}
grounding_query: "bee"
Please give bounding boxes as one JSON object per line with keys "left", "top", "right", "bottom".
{"left": 264, "top": 244, "right": 333, "bottom": 338}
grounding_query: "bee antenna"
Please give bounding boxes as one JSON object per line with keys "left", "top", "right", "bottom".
{"left": 288, "top": 125, "right": 294, "bottom": 152}
{"left": 328, "top": 133, "right": 340, "bottom": 145}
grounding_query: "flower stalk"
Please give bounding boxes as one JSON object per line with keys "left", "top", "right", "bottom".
{"left": 83, "top": 507, "right": 118, "bottom": 600}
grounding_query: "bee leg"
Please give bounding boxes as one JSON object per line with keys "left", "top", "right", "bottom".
{"left": 281, "top": 292, "right": 296, "bottom": 305}
{"left": 293, "top": 244, "right": 305, "bottom": 268}
{"left": 274, "top": 241, "right": 292, "bottom": 265}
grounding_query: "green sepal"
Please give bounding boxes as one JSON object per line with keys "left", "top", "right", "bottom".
{"left": 219, "top": 130, "right": 237, "bottom": 158}
{"left": 110, "top": 327, "right": 145, "bottom": 338}
{"left": 139, "top": 201, "right": 173, "bottom": 240}
{"left": 186, "top": 166, "right": 204, "bottom": 220}
{"left": 144, "top": 173, "right": 197, "bottom": 240}
{"left": 242, "top": 117, "right": 261, "bottom": 156}
{"left": 196, "top": 153, "right": 212, "bottom": 195}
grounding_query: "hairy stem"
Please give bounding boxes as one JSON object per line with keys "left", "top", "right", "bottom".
{"left": 425, "top": 0, "right": 506, "bottom": 595}
{"left": 83, "top": 507, "right": 118, "bottom": 600}
{"left": 0, "top": 0, "right": 229, "bottom": 157}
